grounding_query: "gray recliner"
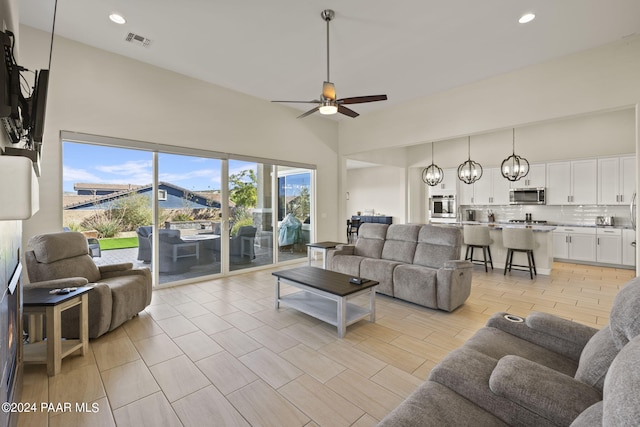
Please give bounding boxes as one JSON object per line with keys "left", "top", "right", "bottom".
{"left": 25, "top": 231, "right": 152, "bottom": 339}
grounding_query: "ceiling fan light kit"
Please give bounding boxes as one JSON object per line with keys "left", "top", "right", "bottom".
{"left": 271, "top": 9, "right": 387, "bottom": 118}
{"left": 458, "top": 136, "right": 483, "bottom": 184}
{"left": 501, "top": 128, "right": 530, "bottom": 181}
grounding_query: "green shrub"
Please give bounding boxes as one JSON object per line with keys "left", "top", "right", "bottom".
{"left": 81, "top": 213, "right": 121, "bottom": 238}
{"left": 231, "top": 216, "right": 254, "bottom": 235}
{"left": 172, "top": 212, "right": 194, "bottom": 222}
{"left": 110, "top": 194, "right": 152, "bottom": 231}
{"left": 65, "top": 222, "right": 83, "bottom": 232}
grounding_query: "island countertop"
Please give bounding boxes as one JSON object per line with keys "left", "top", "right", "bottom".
{"left": 445, "top": 221, "right": 557, "bottom": 232}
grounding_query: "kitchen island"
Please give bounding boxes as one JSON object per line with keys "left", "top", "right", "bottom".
{"left": 436, "top": 221, "right": 556, "bottom": 275}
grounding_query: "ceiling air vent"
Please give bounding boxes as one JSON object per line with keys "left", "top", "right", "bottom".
{"left": 125, "top": 32, "right": 151, "bottom": 47}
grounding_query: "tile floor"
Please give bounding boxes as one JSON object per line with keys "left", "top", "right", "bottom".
{"left": 17, "top": 260, "right": 634, "bottom": 427}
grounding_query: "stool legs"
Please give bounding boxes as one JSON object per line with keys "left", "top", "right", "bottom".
{"left": 466, "top": 244, "right": 493, "bottom": 272}
{"left": 504, "top": 248, "right": 536, "bottom": 279}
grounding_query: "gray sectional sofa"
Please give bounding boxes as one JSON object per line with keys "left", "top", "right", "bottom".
{"left": 326, "top": 223, "right": 472, "bottom": 312}
{"left": 378, "top": 276, "right": 640, "bottom": 426}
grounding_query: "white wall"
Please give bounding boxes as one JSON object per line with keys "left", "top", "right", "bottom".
{"left": 18, "top": 26, "right": 341, "bottom": 242}
{"left": 346, "top": 165, "right": 406, "bottom": 224}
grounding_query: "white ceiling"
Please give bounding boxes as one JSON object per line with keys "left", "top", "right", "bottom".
{"left": 18, "top": 0, "right": 640, "bottom": 119}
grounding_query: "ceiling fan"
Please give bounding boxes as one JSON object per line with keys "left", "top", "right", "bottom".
{"left": 272, "top": 9, "right": 387, "bottom": 119}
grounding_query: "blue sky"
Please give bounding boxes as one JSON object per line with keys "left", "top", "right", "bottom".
{"left": 62, "top": 142, "right": 309, "bottom": 194}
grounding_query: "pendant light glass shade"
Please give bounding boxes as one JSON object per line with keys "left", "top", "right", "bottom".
{"left": 422, "top": 142, "right": 443, "bottom": 186}
{"left": 501, "top": 128, "right": 530, "bottom": 182}
{"left": 457, "top": 136, "right": 483, "bottom": 184}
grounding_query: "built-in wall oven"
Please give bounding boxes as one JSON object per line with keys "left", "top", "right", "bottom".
{"left": 429, "top": 195, "right": 457, "bottom": 218}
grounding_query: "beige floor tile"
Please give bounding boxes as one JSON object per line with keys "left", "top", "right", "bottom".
{"left": 155, "top": 315, "right": 199, "bottom": 338}
{"left": 326, "top": 369, "right": 404, "bottom": 421}
{"left": 113, "top": 391, "right": 182, "bottom": 427}
{"left": 279, "top": 375, "right": 365, "bottom": 427}
{"left": 91, "top": 336, "right": 141, "bottom": 372}
{"left": 247, "top": 325, "right": 301, "bottom": 353}
{"left": 351, "top": 413, "right": 380, "bottom": 426}
{"left": 145, "top": 303, "right": 181, "bottom": 321}
{"left": 49, "top": 396, "right": 115, "bottom": 427}
{"left": 18, "top": 365, "right": 49, "bottom": 427}
{"left": 370, "top": 365, "right": 423, "bottom": 398}
{"left": 239, "top": 347, "right": 303, "bottom": 388}
{"left": 280, "top": 343, "right": 346, "bottom": 383}
{"left": 173, "top": 330, "right": 224, "bottom": 361}
{"left": 196, "top": 351, "right": 259, "bottom": 395}
{"left": 202, "top": 299, "right": 241, "bottom": 316}
{"left": 221, "top": 310, "right": 266, "bottom": 332}
{"left": 173, "top": 385, "right": 250, "bottom": 427}
{"left": 227, "top": 380, "right": 309, "bottom": 427}
{"left": 122, "top": 313, "right": 164, "bottom": 341}
{"left": 149, "top": 355, "right": 210, "bottom": 402}
{"left": 173, "top": 301, "right": 211, "bottom": 318}
{"left": 212, "top": 327, "right": 263, "bottom": 357}
{"left": 189, "top": 312, "right": 234, "bottom": 335}
{"left": 48, "top": 364, "right": 106, "bottom": 405}
{"left": 355, "top": 337, "right": 426, "bottom": 373}
{"left": 281, "top": 322, "right": 338, "bottom": 350}
{"left": 319, "top": 341, "right": 387, "bottom": 378}
{"left": 133, "top": 333, "right": 183, "bottom": 366}
{"left": 101, "top": 359, "right": 160, "bottom": 409}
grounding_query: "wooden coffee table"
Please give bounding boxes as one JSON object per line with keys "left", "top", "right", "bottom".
{"left": 272, "top": 266, "right": 378, "bottom": 338}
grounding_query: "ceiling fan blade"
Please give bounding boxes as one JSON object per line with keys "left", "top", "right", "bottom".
{"left": 297, "top": 106, "right": 320, "bottom": 119}
{"left": 338, "top": 105, "right": 359, "bottom": 118}
{"left": 338, "top": 95, "right": 388, "bottom": 105}
{"left": 322, "top": 82, "right": 336, "bottom": 100}
{"left": 271, "top": 100, "right": 320, "bottom": 104}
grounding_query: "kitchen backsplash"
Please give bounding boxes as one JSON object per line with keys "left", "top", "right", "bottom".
{"left": 460, "top": 204, "right": 633, "bottom": 227}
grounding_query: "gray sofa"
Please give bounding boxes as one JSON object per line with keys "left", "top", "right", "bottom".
{"left": 25, "top": 231, "right": 152, "bottom": 339}
{"left": 326, "top": 223, "right": 472, "bottom": 312}
{"left": 378, "top": 276, "right": 640, "bottom": 426}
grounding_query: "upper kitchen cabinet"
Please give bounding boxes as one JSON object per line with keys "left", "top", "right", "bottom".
{"left": 428, "top": 168, "right": 458, "bottom": 196}
{"left": 517, "top": 163, "right": 546, "bottom": 188}
{"left": 546, "top": 159, "right": 597, "bottom": 205}
{"left": 463, "top": 168, "right": 510, "bottom": 205}
{"left": 598, "top": 156, "right": 635, "bottom": 205}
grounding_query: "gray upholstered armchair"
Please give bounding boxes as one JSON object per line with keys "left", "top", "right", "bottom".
{"left": 24, "top": 231, "right": 152, "bottom": 339}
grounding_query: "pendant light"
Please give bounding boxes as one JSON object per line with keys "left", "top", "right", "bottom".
{"left": 501, "top": 128, "right": 530, "bottom": 181}
{"left": 457, "top": 136, "right": 483, "bottom": 184}
{"left": 422, "top": 142, "right": 443, "bottom": 186}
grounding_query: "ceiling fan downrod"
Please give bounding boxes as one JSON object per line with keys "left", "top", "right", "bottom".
{"left": 321, "top": 9, "right": 335, "bottom": 83}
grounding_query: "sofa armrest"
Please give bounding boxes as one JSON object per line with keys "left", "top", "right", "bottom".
{"left": 435, "top": 261, "right": 473, "bottom": 312}
{"left": 26, "top": 277, "right": 89, "bottom": 288}
{"left": 489, "top": 355, "right": 602, "bottom": 426}
{"left": 443, "top": 260, "right": 473, "bottom": 270}
{"left": 98, "top": 263, "right": 134, "bottom": 274}
{"left": 326, "top": 245, "right": 355, "bottom": 270}
{"left": 101, "top": 266, "right": 151, "bottom": 282}
{"left": 486, "top": 312, "right": 598, "bottom": 361}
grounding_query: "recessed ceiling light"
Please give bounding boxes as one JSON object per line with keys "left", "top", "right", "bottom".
{"left": 518, "top": 13, "right": 536, "bottom": 24}
{"left": 109, "top": 13, "right": 126, "bottom": 25}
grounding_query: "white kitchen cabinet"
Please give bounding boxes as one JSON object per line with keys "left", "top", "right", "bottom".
{"left": 553, "top": 227, "right": 597, "bottom": 262}
{"left": 622, "top": 229, "right": 636, "bottom": 267}
{"left": 598, "top": 156, "right": 635, "bottom": 205}
{"left": 547, "top": 159, "right": 597, "bottom": 205}
{"left": 465, "top": 168, "right": 510, "bottom": 205}
{"left": 428, "top": 168, "right": 458, "bottom": 196}
{"left": 458, "top": 180, "right": 474, "bottom": 205}
{"left": 596, "top": 228, "right": 622, "bottom": 265}
{"left": 518, "top": 163, "right": 546, "bottom": 188}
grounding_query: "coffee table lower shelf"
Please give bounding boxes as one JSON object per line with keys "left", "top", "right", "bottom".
{"left": 280, "top": 291, "right": 372, "bottom": 329}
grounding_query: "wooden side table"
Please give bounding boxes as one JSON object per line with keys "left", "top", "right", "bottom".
{"left": 23, "top": 286, "right": 93, "bottom": 376}
{"left": 306, "top": 241, "right": 344, "bottom": 269}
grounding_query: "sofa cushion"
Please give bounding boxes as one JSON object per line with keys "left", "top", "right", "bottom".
{"left": 602, "top": 334, "right": 640, "bottom": 426}
{"left": 331, "top": 255, "right": 366, "bottom": 277}
{"left": 25, "top": 251, "right": 101, "bottom": 284}
{"left": 609, "top": 278, "right": 640, "bottom": 349}
{"left": 381, "top": 224, "right": 420, "bottom": 263}
{"left": 413, "top": 225, "right": 462, "bottom": 268}
{"left": 353, "top": 223, "right": 388, "bottom": 259}
{"left": 570, "top": 401, "right": 602, "bottom": 427}
{"left": 378, "top": 380, "right": 509, "bottom": 427}
{"left": 393, "top": 264, "right": 437, "bottom": 308}
{"left": 360, "top": 258, "right": 401, "bottom": 296}
{"left": 29, "top": 231, "right": 90, "bottom": 263}
{"left": 574, "top": 326, "right": 618, "bottom": 392}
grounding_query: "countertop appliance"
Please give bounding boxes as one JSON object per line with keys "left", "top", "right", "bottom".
{"left": 429, "top": 194, "right": 456, "bottom": 218}
{"left": 466, "top": 209, "right": 476, "bottom": 221}
{"left": 509, "top": 187, "right": 545, "bottom": 205}
{"left": 596, "top": 216, "right": 614, "bottom": 226}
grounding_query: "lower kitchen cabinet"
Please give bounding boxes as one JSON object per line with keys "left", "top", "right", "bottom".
{"left": 596, "top": 228, "right": 622, "bottom": 265}
{"left": 553, "top": 227, "right": 596, "bottom": 263}
{"left": 622, "top": 229, "right": 636, "bottom": 267}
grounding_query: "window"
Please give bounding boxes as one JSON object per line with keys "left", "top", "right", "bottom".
{"left": 158, "top": 189, "right": 167, "bottom": 200}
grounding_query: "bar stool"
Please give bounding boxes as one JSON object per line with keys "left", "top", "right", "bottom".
{"left": 502, "top": 227, "right": 537, "bottom": 279}
{"left": 463, "top": 225, "right": 493, "bottom": 272}
{"left": 347, "top": 219, "right": 361, "bottom": 243}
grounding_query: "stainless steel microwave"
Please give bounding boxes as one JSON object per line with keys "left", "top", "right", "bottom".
{"left": 509, "top": 187, "right": 546, "bottom": 205}
{"left": 429, "top": 195, "right": 457, "bottom": 218}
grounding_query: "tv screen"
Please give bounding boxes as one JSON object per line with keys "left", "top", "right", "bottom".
{"left": 30, "top": 69, "right": 49, "bottom": 143}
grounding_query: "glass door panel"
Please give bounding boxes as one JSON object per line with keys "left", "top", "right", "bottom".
{"left": 228, "top": 160, "right": 274, "bottom": 271}
{"left": 277, "top": 167, "right": 312, "bottom": 261}
{"left": 157, "top": 153, "right": 223, "bottom": 283}
{"left": 62, "top": 142, "right": 154, "bottom": 277}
